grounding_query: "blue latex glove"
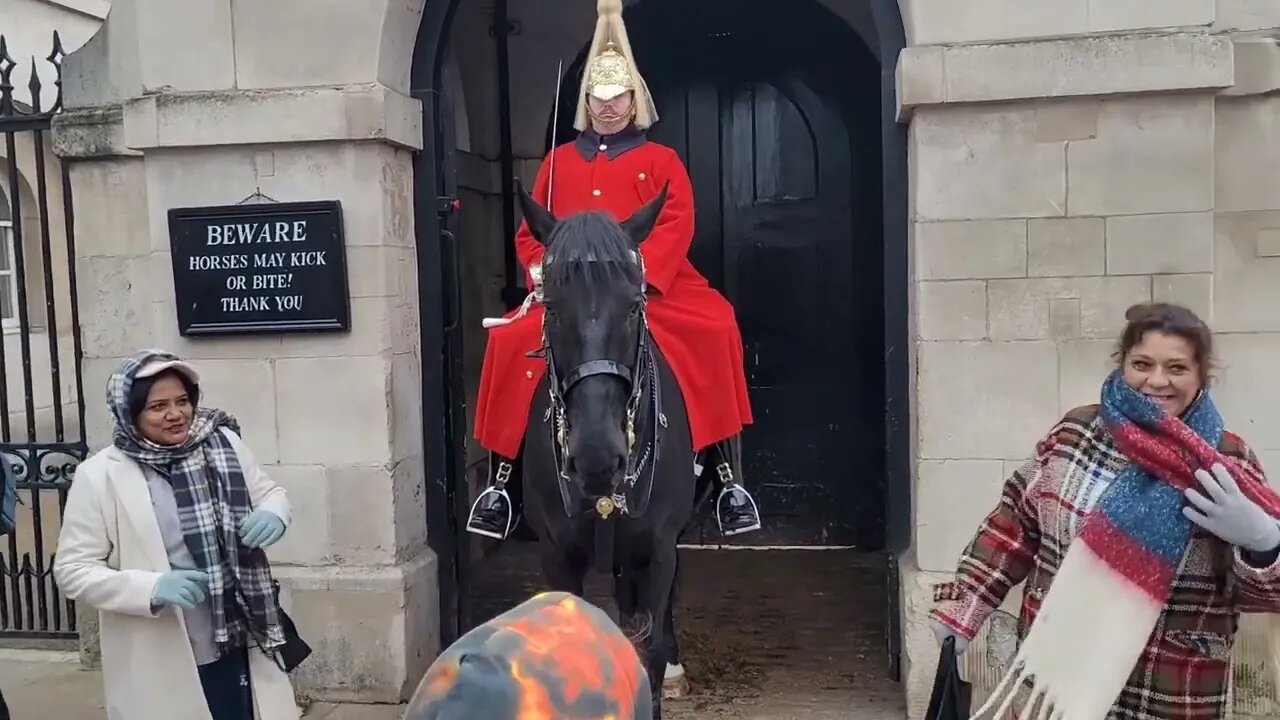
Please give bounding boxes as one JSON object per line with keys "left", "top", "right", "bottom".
{"left": 238, "top": 509, "right": 286, "bottom": 549}
{"left": 152, "top": 570, "right": 210, "bottom": 610}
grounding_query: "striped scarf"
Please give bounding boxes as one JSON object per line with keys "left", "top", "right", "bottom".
{"left": 108, "top": 350, "right": 284, "bottom": 655}
{"left": 975, "top": 370, "right": 1280, "bottom": 719}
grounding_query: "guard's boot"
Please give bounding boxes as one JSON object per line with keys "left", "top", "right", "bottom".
{"left": 714, "top": 456, "right": 761, "bottom": 537}
{"left": 467, "top": 457, "right": 515, "bottom": 539}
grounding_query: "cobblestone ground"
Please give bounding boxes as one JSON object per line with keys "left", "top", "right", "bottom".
{"left": 468, "top": 544, "right": 907, "bottom": 719}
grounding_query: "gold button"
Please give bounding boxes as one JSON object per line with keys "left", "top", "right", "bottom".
{"left": 525, "top": 370, "right": 534, "bottom": 379}
{"left": 638, "top": 172, "right": 647, "bottom": 180}
{"left": 592, "top": 189, "right": 602, "bottom": 197}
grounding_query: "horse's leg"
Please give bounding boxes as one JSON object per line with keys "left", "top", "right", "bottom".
{"left": 642, "top": 545, "right": 679, "bottom": 718}
{"left": 540, "top": 542, "right": 587, "bottom": 597}
{"left": 662, "top": 552, "right": 689, "bottom": 698}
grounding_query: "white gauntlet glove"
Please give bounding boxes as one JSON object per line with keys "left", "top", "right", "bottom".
{"left": 1183, "top": 463, "right": 1280, "bottom": 553}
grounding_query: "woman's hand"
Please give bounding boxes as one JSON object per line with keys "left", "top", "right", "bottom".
{"left": 1184, "top": 463, "right": 1280, "bottom": 553}
{"left": 238, "top": 509, "right": 286, "bottom": 549}
{"left": 151, "top": 570, "right": 209, "bottom": 610}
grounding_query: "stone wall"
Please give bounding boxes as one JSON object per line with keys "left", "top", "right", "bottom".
{"left": 52, "top": 0, "right": 438, "bottom": 704}
{"left": 896, "top": 0, "right": 1280, "bottom": 715}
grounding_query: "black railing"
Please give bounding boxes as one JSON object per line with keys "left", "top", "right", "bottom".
{"left": 0, "top": 31, "right": 87, "bottom": 641}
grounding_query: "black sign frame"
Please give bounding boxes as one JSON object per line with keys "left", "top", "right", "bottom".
{"left": 167, "top": 200, "right": 351, "bottom": 337}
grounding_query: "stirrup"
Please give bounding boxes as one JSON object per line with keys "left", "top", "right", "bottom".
{"left": 715, "top": 463, "right": 762, "bottom": 537}
{"left": 466, "top": 485, "right": 513, "bottom": 540}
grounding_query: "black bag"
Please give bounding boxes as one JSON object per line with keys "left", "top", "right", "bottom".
{"left": 926, "top": 637, "right": 972, "bottom": 720}
{"left": 270, "top": 580, "right": 312, "bottom": 673}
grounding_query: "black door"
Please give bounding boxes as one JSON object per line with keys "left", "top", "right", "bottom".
{"left": 647, "top": 59, "right": 866, "bottom": 546}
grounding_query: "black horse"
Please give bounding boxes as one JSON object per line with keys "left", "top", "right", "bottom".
{"left": 515, "top": 182, "right": 697, "bottom": 717}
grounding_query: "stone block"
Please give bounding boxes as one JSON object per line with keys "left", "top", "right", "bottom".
{"left": 192, "top": 358, "right": 280, "bottom": 463}
{"left": 275, "top": 356, "right": 392, "bottom": 465}
{"left": 1216, "top": 97, "right": 1280, "bottom": 213}
{"left": 264, "top": 465, "right": 333, "bottom": 566}
{"left": 1034, "top": 100, "right": 1100, "bottom": 143}
{"left": 1106, "top": 212, "right": 1214, "bottom": 275}
{"left": 937, "top": 34, "right": 1232, "bottom": 106}
{"left": 988, "top": 276, "right": 1152, "bottom": 340}
{"left": 1213, "top": 211, "right": 1280, "bottom": 333}
{"left": 896, "top": 46, "right": 944, "bottom": 120}
{"left": 1214, "top": 0, "right": 1280, "bottom": 30}
{"left": 326, "top": 465, "right": 398, "bottom": 564}
{"left": 915, "top": 220, "right": 1027, "bottom": 280}
{"left": 79, "top": 356, "right": 119, "bottom": 449}
{"left": 1222, "top": 38, "right": 1280, "bottom": 97}
{"left": 1260, "top": 229, "right": 1280, "bottom": 258}
{"left": 391, "top": 352, "right": 424, "bottom": 466}
{"left": 913, "top": 107, "right": 1066, "bottom": 221}
{"left": 1028, "top": 218, "right": 1105, "bottom": 276}
{"left": 67, "top": 160, "right": 150, "bottom": 258}
{"left": 903, "top": 0, "right": 1087, "bottom": 45}
{"left": 277, "top": 554, "right": 438, "bottom": 703}
{"left": 345, "top": 246, "right": 404, "bottom": 299}
{"left": 230, "top": 0, "right": 386, "bottom": 91}
{"left": 134, "top": 0, "right": 236, "bottom": 93}
{"left": 1068, "top": 96, "right": 1215, "bottom": 216}
{"left": 918, "top": 282, "right": 987, "bottom": 341}
{"left": 1058, "top": 340, "right": 1113, "bottom": 411}
{"left": 918, "top": 341, "right": 1060, "bottom": 460}
{"left": 1214, "top": 333, "right": 1280, "bottom": 449}
{"left": 1153, "top": 274, "right": 1213, "bottom": 322}
{"left": 391, "top": 454, "right": 429, "bottom": 559}
{"left": 1087, "top": 0, "right": 1214, "bottom": 32}
{"left": 1049, "top": 298, "right": 1082, "bottom": 338}
{"left": 76, "top": 256, "right": 157, "bottom": 357}
{"left": 916, "top": 460, "right": 1006, "bottom": 571}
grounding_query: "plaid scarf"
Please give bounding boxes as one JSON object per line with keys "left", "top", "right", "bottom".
{"left": 108, "top": 350, "right": 284, "bottom": 654}
{"left": 975, "top": 371, "right": 1280, "bottom": 719}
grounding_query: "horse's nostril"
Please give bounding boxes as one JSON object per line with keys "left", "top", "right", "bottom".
{"left": 614, "top": 454, "right": 626, "bottom": 473}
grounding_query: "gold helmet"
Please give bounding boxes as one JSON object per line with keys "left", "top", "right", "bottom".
{"left": 574, "top": 0, "right": 658, "bottom": 131}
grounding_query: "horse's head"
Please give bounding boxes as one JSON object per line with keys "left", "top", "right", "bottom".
{"left": 517, "top": 179, "right": 669, "bottom": 499}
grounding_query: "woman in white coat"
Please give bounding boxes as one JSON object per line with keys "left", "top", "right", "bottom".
{"left": 54, "top": 350, "right": 300, "bottom": 720}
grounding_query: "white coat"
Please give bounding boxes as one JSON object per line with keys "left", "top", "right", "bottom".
{"left": 53, "top": 430, "right": 300, "bottom": 720}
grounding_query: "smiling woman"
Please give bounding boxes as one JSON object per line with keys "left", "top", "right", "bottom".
{"left": 928, "top": 302, "right": 1280, "bottom": 720}
{"left": 53, "top": 349, "right": 301, "bottom": 720}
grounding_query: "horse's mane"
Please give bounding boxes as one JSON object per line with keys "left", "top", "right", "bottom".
{"left": 542, "top": 211, "right": 644, "bottom": 291}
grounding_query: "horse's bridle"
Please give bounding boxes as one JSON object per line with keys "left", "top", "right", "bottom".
{"left": 539, "top": 293, "right": 654, "bottom": 520}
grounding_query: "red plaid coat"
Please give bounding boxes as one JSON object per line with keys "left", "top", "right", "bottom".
{"left": 932, "top": 405, "right": 1280, "bottom": 719}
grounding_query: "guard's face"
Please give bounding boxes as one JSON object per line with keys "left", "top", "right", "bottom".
{"left": 1122, "top": 331, "right": 1202, "bottom": 418}
{"left": 136, "top": 374, "right": 194, "bottom": 446}
{"left": 588, "top": 91, "right": 635, "bottom": 125}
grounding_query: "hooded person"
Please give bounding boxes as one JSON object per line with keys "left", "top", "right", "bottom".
{"left": 54, "top": 349, "right": 298, "bottom": 720}
{"left": 404, "top": 591, "right": 652, "bottom": 720}
{"left": 469, "top": 0, "right": 761, "bottom": 542}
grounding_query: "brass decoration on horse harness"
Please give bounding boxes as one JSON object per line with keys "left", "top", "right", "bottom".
{"left": 595, "top": 496, "right": 616, "bottom": 519}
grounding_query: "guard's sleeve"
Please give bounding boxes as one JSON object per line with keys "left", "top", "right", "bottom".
{"left": 637, "top": 150, "right": 696, "bottom": 295}
{"left": 514, "top": 151, "right": 554, "bottom": 281}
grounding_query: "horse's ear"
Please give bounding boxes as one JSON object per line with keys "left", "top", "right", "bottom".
{"left": 620, "top": 182, "right": 669, "bottom": 245}
{"left": 515, "top": 178, "right": 557, "bottom": 246}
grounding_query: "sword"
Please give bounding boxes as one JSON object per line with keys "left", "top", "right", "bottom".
{"left": 547, "top": 59, "right": 564, "bottom": 213}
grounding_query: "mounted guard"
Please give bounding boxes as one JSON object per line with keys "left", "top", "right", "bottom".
{"left": 468, "top": 0, "right": 761, "bottom": 541}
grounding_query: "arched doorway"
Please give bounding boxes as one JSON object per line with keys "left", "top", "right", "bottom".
{"left": 411, "top": 0, "right": 912, "bottom": 701}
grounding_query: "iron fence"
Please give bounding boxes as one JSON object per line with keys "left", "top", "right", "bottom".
{"left": 0, "top": 31, "right": 87, "bottom": 641}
